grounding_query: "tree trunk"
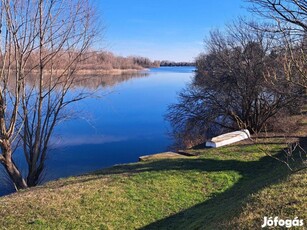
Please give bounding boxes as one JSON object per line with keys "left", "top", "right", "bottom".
{"left": 27, "top": 173, "right": 38, "bottom": 187}
{"left": 3, "top": 158, "right": 28, "bottom": 190}
{"left": 27, "top": 163, "right": 43, "bottom": 187}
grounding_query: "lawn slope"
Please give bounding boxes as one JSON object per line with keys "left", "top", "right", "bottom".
{"left": 0, "top": 126, "right": 306, "bottom": 229}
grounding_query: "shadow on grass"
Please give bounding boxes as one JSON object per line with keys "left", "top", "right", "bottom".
{"left": 43, "top": 138, "right": 303, "bottom": 229}
{"left": 50, "top": 146, "right": 292, "bottom": 229}
{"left": 139, "top": 143, "right": 306, "bottom": 229}
{"left": 133, "top": 158, "right": 288, "bottom": 230}
{"left": 138, "top": 158, "right": 288, "bottom": 230}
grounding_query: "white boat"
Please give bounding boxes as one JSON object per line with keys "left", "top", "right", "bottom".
{"left": 205, "top": 129, "right": 250, "bottom": 148}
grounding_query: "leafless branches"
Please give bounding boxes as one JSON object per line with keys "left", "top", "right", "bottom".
{"left": 248, "top": 0, "right": 307, "bottom": 32}
{"left": 247, "top": 0, "right": 307, "bottom": 89}
{"left": 0, "top": 0, "right": 97, "bottom": 190}
{"left": 166, "top": 19, "right": 305, "bottom": 148}
{"left": 250, "top": 137, "right": 307, "bottom": 172}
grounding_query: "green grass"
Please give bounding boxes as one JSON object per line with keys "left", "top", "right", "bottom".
{"left": 0, "top": 137, "right": 306, "bottom": 229}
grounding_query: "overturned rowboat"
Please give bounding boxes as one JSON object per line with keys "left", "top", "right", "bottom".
{"left": 205, "top": 129, "right": 250, "bottom": 148}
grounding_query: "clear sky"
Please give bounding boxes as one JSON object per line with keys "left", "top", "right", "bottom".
{"left": 94, "top": 0, "right": 251, "bottom": 62}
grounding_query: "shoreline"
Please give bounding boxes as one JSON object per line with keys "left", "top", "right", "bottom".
{"left": 76, "top": 68, "right": 149, "bottom": 76}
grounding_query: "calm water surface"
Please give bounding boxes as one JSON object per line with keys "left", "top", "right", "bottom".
{"left": 0, "top": 66, "right": 194, "bottom": 195}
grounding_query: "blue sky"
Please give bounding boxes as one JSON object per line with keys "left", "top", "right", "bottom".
{"left": 94, "top": 0, "right": 251, "bottom": 62}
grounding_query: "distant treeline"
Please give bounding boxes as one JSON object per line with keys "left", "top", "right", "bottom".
{"left": 77, "top": 51, "right": 196, "bottom": 71}
{"left": 160, "top": 60, "right": 195, "bottom": 67}
{"left": 80, "top": 51, "right": 160, "bottom": 70}
{"left": 2, "top": 49, "right": 195, "bottom": 72}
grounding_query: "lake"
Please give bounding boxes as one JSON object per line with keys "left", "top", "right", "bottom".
{"left": 0, "top": 66, "right": 194, "bottom": 196}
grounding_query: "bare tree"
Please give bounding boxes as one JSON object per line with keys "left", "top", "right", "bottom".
{"left": 0, "top": 0, "right": 96, "bottom": 190}
{"left": 248, "top": 0, "right": 307, "bottom": 32}
{"left": 247, "top": 0, "right": 307, "bottom": 89}
{"left": 166, "top": 20, "right": 305, "bottom": 148}
{"left": 242, "top": 0, "right": 306, "bottom": 173}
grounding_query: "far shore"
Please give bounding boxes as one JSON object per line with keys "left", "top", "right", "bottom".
{"left": 76, "top": 68, "right": 149, "bottom": 76}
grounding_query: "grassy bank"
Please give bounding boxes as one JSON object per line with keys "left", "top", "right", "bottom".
{"left": 0, "top": 121, "right": 306, "bottom": 229}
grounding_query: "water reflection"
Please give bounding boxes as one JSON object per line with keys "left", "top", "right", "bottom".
{"left": 73, "top": 71, "right": 149, "bottom": 89}
{"left": 0, "top": 67, "right": 194, "bottom": 196}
